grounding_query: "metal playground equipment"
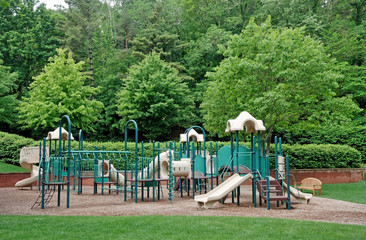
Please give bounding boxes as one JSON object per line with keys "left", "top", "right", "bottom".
{"left": 28, "top": 111, "right": 311, "bottom": 210}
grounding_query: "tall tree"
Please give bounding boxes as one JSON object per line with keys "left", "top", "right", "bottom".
{"left": 116, "top": 53, "right": 195, "bottom": 140}
{"left": 0, "top": 0, "right": 62, "bottom": 96}
{"left": 17, "top": 49, "right": 103, "bottom": 137}
{"left": 201, "top": 17, "right": 360, "bottom": 151}
{"left": 0, "top": 60, "right": 18, "bottom": 130}
{"left": 61, "top": 0, "right": 102, "bottom": 87}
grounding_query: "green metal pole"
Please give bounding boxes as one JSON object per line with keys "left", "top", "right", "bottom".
{"left": 141, "top": 141, "right": 144, "bottom": 201}
{"left": 168, "top": 142, "right": 173, "bottom": 202}
{"left": 41, "top": 138, "right": 46, "bottom": 209}
{"left": 152, "top": 141, "right": 156, "bottom": 202}
{"left": 266, "top": 155, "right": 270, "bottom": 210}
{"left": 252, "top": 135, "right": 256, "bottom": 208}
{"left": 124, "top": 120, "right": 138, "bottom": 203}
{"left": 286, "top": 155, "right": 291, "bottom": 210}
{"left": 157, "top": 142, "right": 161, "bottom": 200}
{"left": 59, "top": 115, "right": 71, "bottom": 208}
{"left": 210, "top": 142, "right": 213, "bottom": 190}
{"left": 275, "top": 136, "right": 278, "bottom": 180}
{"left": 192, "top": 141, "right": 195, "bottom": 198}
{"left": 236, "top": 132, "right": 239, "bottom": 205}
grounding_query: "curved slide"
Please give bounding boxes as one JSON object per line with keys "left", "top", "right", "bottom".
{"left": 195, "top": 173, "right": 253, "bottom": 209}
{"left": 282, "top": 182, "right": 312, "bottom": 203}
{"left": 15, "top": 147, "right": 43, "bottom": 188}
{"left": 98, "top": 161, "right": 125, "bottom": 186}
{"left": 138, "top": 151, "right": 191, "bottom": 180}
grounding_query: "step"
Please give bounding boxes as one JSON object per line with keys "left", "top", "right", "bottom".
{"left": 262, "top": 189, "right": 283, "bottom": 193}
{"left": 267, "top": 196, "right": 288, "bottom": 201}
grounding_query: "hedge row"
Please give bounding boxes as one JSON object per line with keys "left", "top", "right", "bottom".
{"left": 0, "top": 131, "right": 362, "bottom": 169}
{"left": 275, "top": 125, "right": 366, "bottom": 163}
{"left": 0, "top": 132, "right": 37, "bottom": 164}
{"left": 269, "top": 144, "right": 362, "bottom": 169}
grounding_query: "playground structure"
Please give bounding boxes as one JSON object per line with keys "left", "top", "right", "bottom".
{"left": 19, "top": 111, "right": 311, "bottom": 210}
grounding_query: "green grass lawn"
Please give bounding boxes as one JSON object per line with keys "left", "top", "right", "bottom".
{"left": 0, "top": 162, "right": 28, "bottom": 173}
{"left": 0, "top": 215, "right": 365, "bottom": 240}
{"left": 300, "top": 181, "right": 366, "bottom": 204}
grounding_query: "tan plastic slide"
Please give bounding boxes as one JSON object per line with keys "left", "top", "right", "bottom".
{"left": 98, "top": 160, "right": 125, "bottom": 186}
{"left": 195, "top": 173, "right": 253, "bottom": 209}
{"left": 138, "top": 151, "right": 191, "bottom": 180}
{"left": 282, "top": 182, "right": 312, "bottom": 203}
{"left": 15, "top": 147, "right": 47, "bottom": 188}
{"left": 138, "top": 151, "right": 171, "bottom": 180}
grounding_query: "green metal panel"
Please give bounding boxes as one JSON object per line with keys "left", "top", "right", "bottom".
{"left": 217, "top": 146, "right": 232, "bottom": 171}
{"left": 233, "top": 146, "right": 251, "bottom": 169}
{"left": 193, "top": 155, "right": 205, "bottom": 173}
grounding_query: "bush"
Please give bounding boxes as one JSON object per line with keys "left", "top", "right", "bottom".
{"left": 268, "top": 144, "right": 362, "bottom": 169}
{"left": 0, "top": 132, "right": 37, "bottom": 164}
{"left": 275, "top": 125, "right": 366, "bottom": 163}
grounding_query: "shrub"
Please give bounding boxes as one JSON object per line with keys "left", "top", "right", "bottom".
{"left": 275, "top": 125, "right": 366, "bottom": 162}
{"left": 268, "top": 144, "right": 362, "bottom": 169}
{"left": 0, "top": 132, "right": 37, "bottom": 164}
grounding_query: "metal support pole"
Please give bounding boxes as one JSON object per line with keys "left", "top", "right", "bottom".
{"left": 286, "top": 155, "right": 291, "bottom": 210}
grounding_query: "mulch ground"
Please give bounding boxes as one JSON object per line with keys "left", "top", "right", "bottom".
{"left": 1, "top": 185, "right": 365, "bottom": 226}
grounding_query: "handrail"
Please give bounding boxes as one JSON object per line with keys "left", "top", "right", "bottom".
{"left": 254, "top": 169, "right": 263, "bottom": 180}
{"left": 218, "top": 154, "right": 234, "bottom": 183}
{"left": 288, "top": 173, "right": 301, "bottom": 203}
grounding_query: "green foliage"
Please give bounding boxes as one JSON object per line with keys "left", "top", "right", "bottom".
{"left": 201, "top": 17, "right": 360, "bottom": 148}
{"left": 0, "top": 60, "right": 18, "bottom": 128}
{"left": 17, "top": 49, "right": 103, "bottom": 137}
{"left": 91, "top": 50, "right": 138, "bottom": 141}
{"left": 274, "top": 144, "right": 362, "bottom": 169}
{"left": 275, "top": 124, "right": 366, "bottom": 163}
{"left": 0, "top": 131, "right": 36, "bottom": 164}
{"left": 116, "top": 53, "right": 195, "bottom": 140}
{"left": 258, "top": 0, "right": 325, "bottom": 37}
{"left": 184, "top": 25, "right": 231, "bottom": 84}
{"left": 0, "top": 1, "right": 62, "bottom": 96}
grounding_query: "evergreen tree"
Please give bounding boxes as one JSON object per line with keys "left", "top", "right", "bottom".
{"left": 116, "top": 53, "right": 195, "bottom": 140}
{"left": 60, "top": 0, "right": 102, "bottom": 87}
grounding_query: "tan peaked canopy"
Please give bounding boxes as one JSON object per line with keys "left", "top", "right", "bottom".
{"left": 225, "top": 111, "right": 266, "bottom": 134}
{"left": 46, "top": 127, "right": 74, "bottom": 141}
{"left": 180, "top": 129, "right": 204, "bottom": 143}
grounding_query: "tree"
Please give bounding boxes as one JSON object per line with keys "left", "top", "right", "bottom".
{"left": 60, "top": 0, "right": 102, "bottom": 87}
{"left": 258, "top": 0, "right": 325, "bottom": 37}
{"left": 0, "top": 0, "right": 62, "bottom": 96}
{"left": 0, "top": 60, "right": 18, "bottom": 129}
{"left": 201, "top": 17, "right": 360, "bottom": 151}
{"left": 17, "top": 49, "right": 103, "bottom": 136}
{"left": 116, "top": 53, "right": 195, "bottom": 140}
{"left": 183, "top": 26, "right": 231, "bottom": 123}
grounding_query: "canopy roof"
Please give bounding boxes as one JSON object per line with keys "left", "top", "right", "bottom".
{"left": 225, "top": 111, "right": 266, "bottom": 134}
{"left": 46, "top": 127, "right": 75, "bottom": 141}
{"left": 180, "top": 129, "right": 204, "bottom": 143}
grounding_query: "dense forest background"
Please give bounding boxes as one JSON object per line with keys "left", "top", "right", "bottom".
{"left": 0, "top": 0, "right": 365, "bottom": 145}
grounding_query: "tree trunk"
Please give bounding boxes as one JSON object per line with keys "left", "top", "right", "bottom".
{"left": 125, "top": 30, "right": 128, "bottom": 49}
{"left": 89, "top": 33, "right": 94, "bottom": 88}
